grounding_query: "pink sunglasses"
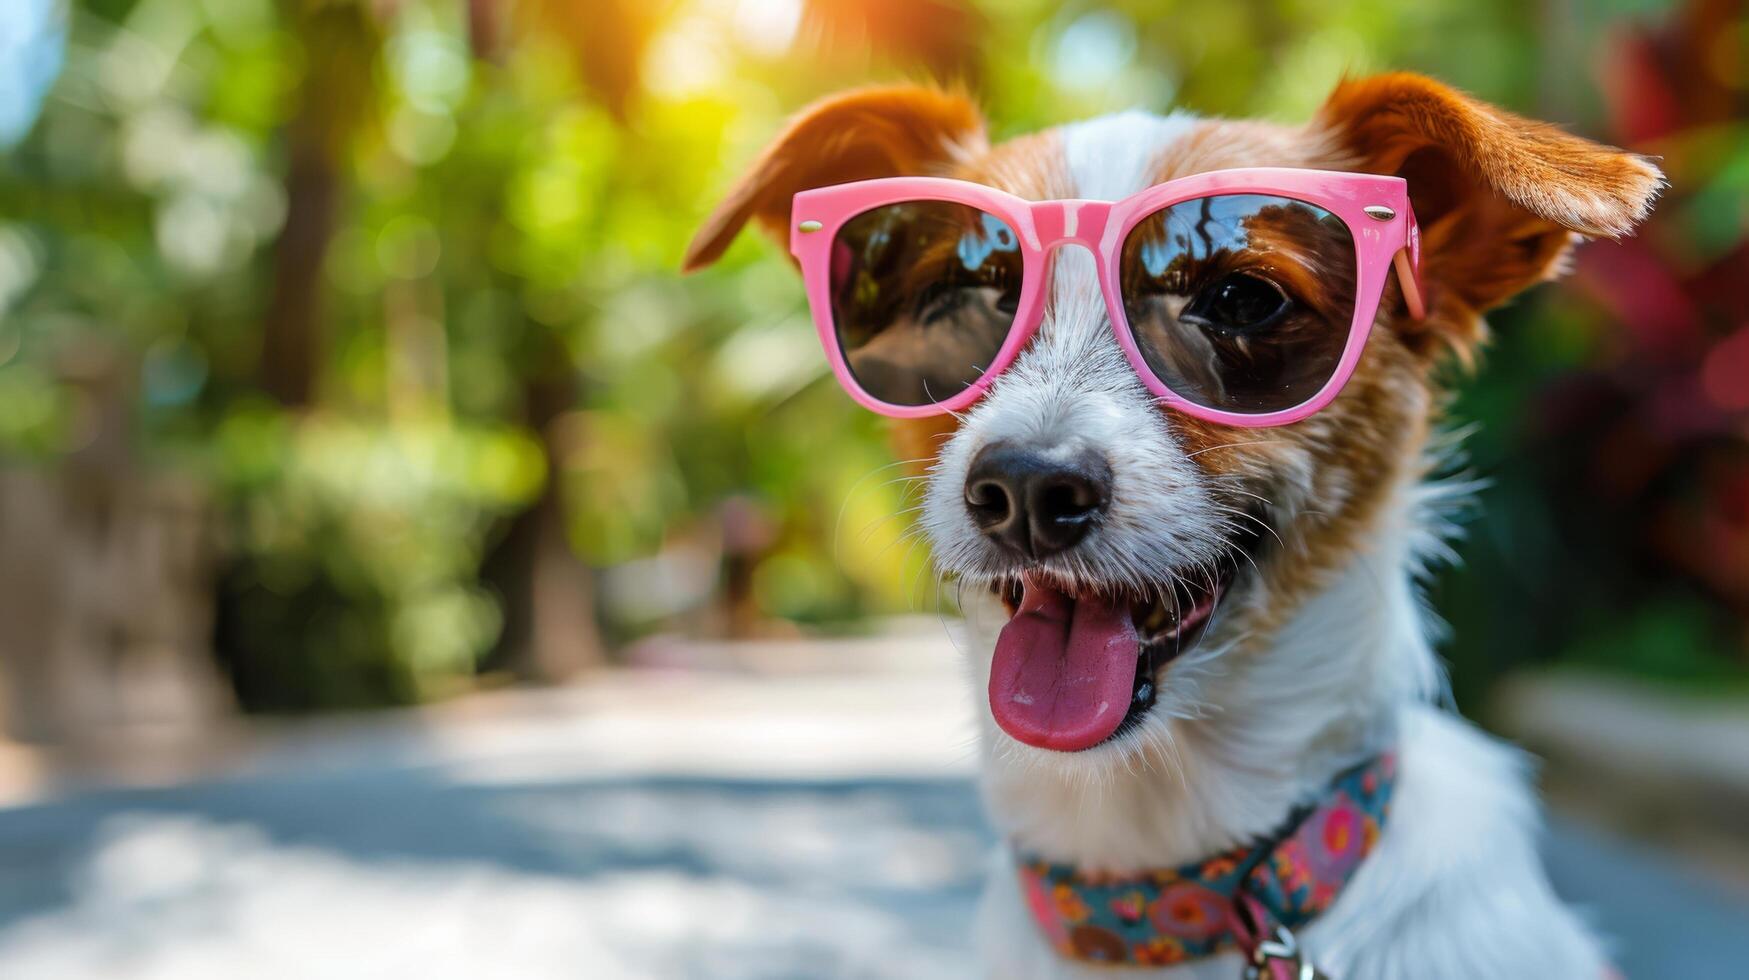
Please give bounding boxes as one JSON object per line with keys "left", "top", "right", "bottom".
{"left": 789, "top": 167, "right": 1424, "bottom": 427}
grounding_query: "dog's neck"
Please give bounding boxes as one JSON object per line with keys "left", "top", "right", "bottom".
{"left": 964, "top": 473, "right": 1449, "bottom": 872}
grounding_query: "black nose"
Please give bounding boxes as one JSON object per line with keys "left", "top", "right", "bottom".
{"left": 964, "top": 443, "right": 1112, "bottom": 559}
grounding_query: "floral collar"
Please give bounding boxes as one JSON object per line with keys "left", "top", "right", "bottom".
{"left": 1014, "top": 753, "right": 1396, "bottom": 974}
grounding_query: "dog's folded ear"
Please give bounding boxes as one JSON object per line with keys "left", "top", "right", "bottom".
{"left": 1316, "top": 72, "right": 1663, "bottom": 346}
{"left": 682, "top": 85, "right": 987, "bottom": 273}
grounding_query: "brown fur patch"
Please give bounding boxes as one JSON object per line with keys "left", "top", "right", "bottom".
{"left": 1133, "top": 116, "right": 1425, "bottom": 525}
{"left": 681, "top": 85, "right": 987, "bottom": 273}
{"left": 954, "top": 129, "right": 1072, "bottom": 201}
{"left": 1315, "top": 72, "right": 1664, "bottom": 362}
{"left": 889, "top": 413, "right": 962, "bottom": 473}
{"left": 1149, "top": 119, "right": 1332, "bottom": 179}
{"left": 1318, "top": 73, "right": 1663, "bottom": 239}
{"left": 1120, "top": 79, "right": 1660, "bottom": 642}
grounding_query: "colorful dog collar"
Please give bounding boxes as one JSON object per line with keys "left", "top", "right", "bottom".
{"left": 1015, "top": 753, "right": 1396, "bottom": 972}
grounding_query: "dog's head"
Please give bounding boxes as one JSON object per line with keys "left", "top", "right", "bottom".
{"left": 687, "top": 75, "right": 1660, "bottom": 772}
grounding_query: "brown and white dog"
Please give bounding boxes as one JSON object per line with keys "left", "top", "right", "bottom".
{"left": 686, "top": 74, "right": 1661, "bottom": 978}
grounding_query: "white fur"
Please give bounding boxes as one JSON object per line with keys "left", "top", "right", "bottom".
{"left": 916, "top": 111, "right": 1611, "bottom": 979}
{"left": 963, "top": 481, "right": 1610, "bottom": 979}
{"left": 1062, "top": 111, "right": 1200, "bottom": 203}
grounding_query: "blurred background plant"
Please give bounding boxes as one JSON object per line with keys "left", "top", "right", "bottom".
{"left": 0, "top": 0, "right": 1743, "bottom": 728}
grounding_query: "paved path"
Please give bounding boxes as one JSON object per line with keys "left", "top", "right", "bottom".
{"left": 0, "top": 636, "right": 1743, "bottom": 978}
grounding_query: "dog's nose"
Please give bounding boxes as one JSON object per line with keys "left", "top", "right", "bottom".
{"left": 964, "top": 443, "right": 1111, "bottom": 559}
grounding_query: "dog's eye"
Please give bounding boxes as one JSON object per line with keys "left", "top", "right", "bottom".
{"left": 1182, "top": 273, "right": 1291, "bottom": 332}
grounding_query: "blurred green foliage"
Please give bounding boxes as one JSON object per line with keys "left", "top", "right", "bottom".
{"left": 0, "top": 0, "right": 1741, "bottom": 711}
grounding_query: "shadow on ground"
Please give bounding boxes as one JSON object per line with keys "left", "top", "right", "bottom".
{"left": 0, "top": 773, "right": 986, "bottom": 979}
{"left": 0, "top": 772, "right": 1742, "bottom": 978}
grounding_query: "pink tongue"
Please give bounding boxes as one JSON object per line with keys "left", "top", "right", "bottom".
{"left": 989, "top": 573, "right": 1140, "bottom": 751}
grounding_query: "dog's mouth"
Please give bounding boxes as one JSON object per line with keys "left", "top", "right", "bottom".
{"left": 986, "top": 517, "right": 1263, "bottom": 753}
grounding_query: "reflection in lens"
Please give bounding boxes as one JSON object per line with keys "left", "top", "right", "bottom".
{"left": 1118, "top": 194, "right": 1356, "bottom": 414}
{"left": 829, "top": 201, "right": 1023, "bottom": 406}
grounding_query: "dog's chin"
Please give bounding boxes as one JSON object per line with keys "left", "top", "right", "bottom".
{"left": 980, "top": 517, "right": 1265, "bottom": 759}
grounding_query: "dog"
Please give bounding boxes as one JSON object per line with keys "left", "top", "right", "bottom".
{"left": 685, "top": 73, "right": 1660, "bottom": 978}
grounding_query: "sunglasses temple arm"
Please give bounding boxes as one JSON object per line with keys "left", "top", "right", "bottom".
{"left": 1393, "top": 248, "right": 1426, "bottom": 320}
{"left": 1391, "top": 202, "right": 1426, "bottom": 320}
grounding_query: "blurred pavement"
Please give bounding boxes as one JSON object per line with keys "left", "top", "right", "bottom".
{"left": 0, "top": 624, "right": 1745, "bottom": 979}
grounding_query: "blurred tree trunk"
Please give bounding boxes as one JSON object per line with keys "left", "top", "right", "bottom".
{"left": 260, "top": 141, "right": 336, "bottom": 406}
{"left": 260, "top": 2, "right": 382, "bottom": 406}
{"left": 0, "top": 344, "right": 228, "bottom": 745}
{"left": 471, "top": 0, "right": 649, "bottom": 682}
{"left": 482, "top": 353, "right": 605, "bottom": 681}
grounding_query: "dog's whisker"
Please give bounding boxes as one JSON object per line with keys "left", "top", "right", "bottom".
{"left": 1183, "top": 438, "right": 1288, "bottom": 459}
{"left": 831, "top": 457, "right": 940, "bottom": 567}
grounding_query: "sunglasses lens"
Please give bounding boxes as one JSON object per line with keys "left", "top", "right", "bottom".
{"left": 828, "top": 201, "right": 1023, "bottom": 407}
{"left": 1118, "top": 194, "right": 1357, "bottom": 415}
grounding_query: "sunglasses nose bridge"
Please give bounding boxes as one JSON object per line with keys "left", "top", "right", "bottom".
{"left": 1033, "top": 200, "right": 1112, "bottom": 251}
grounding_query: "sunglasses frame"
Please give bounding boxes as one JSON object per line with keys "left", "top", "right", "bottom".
{"left": 789, "top": 167, "right": 1425, "bottom": 426}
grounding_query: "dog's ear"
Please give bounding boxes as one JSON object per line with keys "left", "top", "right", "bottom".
{"left": 1315, "top": 72, "right": 1663, "bottom": 355}
{"left": 682, "top": 85, "right": 986, "bottom": 273}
